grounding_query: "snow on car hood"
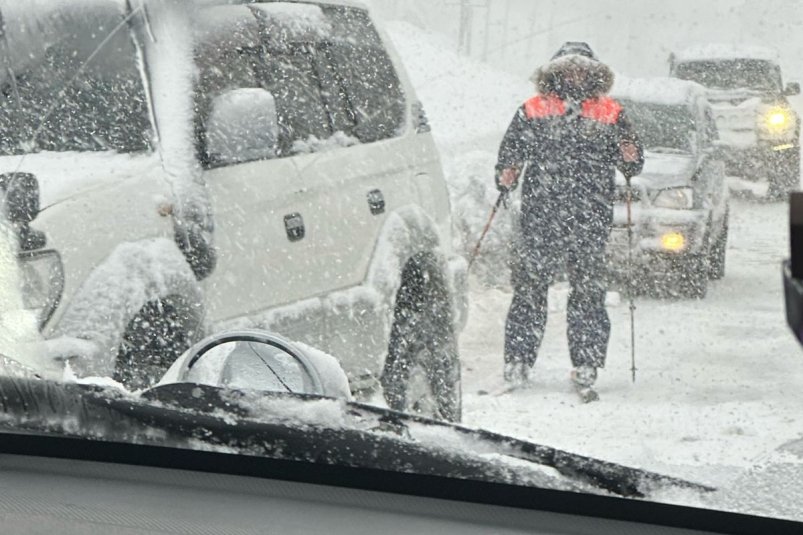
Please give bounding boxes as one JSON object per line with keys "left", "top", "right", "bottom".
{"left": 0, "top": 151, "right": 165, "bottom": 210}
{"left": 635, "top": 151, "right": 697, "bottom": 189}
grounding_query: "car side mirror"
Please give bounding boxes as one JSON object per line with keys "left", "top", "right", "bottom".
{"left": 785, "top": 192, "right": 803, "bottom": 345}
{"left": 159, "top": 330, "right": 352, "bottom": 400}
{"left": 785, "top": 82, "right": 801, "bottom": 96}
{"left": 204, "top": 88, "right": 280, "bottom": 168}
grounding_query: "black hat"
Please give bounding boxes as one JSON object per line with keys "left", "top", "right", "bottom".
{"left": 551, "top": 41, "right": 598, "bottom": 61}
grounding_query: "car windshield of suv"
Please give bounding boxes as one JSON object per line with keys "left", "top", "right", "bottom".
{"left": 620, "top": 101, "right": 694, "bottom": 153}
{"left": 0, "top": 2, "right": 153, "bottom": 155}
{"left": 674, "top": 59, "right": 782, "bottom": 92}
{"left": 2, "top": 0, "right": 803, "bottom": 531}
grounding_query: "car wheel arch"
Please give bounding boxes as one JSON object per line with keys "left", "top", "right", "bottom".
{"left": 52, "top": 238, "right": 205, "bottom": 378}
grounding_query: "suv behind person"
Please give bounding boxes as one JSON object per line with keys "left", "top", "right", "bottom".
{"left": 669, "top": 44, "right": 801, "bottom": 198}
{"left": 0, "top": 0, "right": 467, "bottom": 421}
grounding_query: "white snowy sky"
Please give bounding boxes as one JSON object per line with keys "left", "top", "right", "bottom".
{"left": 369, "top": 0, "right": 803, "bottom": 87}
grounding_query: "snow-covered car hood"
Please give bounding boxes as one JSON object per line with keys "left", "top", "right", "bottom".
{"left": 0, "top": 151, "right": 165, "bottom": 211}
{"left": 633, "top": 151, "right": 697, "bottom": 190}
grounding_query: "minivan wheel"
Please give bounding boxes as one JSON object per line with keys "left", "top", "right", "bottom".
{"left": 767, "top": 149, "right": 800, "bottom": 199}
{"left": 672, "top": 253, "right": 708, "bottom": 299}
{"left": 708, "top": 214, "right": 729, "bottom": 280}
{"left": 382, "top": 255, "right": 462, "bottom": 422}
{"left": 114, "top": 296, "right": 194, "bottom": 390}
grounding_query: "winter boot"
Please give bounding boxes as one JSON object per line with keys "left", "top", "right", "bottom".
{"left": 504, "top": 361, "right": 529, "bottom": 386}
{"left": 570, "top": 366, "right": 597, "bottom": 388}
{"left": 571, "top": 366, "right": 599, "bottom": 403}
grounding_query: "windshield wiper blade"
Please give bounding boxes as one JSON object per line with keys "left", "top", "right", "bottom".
{"left": 86, "top": 383, "right": 589, "bottom": 490}
{"left": 0, "top": 377, "right": 714, "bottom": 498}
{"left": 349, "top": 401, "right": 716, "bottom": 497}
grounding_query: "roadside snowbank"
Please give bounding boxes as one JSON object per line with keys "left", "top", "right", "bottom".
{"left": 387, "top": 22, "right": 530, "bottom": 284}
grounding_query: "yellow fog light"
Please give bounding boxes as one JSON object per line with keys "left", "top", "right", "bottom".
{"left": 763, "top": 107, "right": 793, "bottom": 133}
{"left": 768, "top": 111, "right": 788, "bottom": 127}
{"left": 661, "top": 232, "right": 686, "bottom": 252}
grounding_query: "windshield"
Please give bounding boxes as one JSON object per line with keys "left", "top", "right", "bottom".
{"left": 621, "top": 101, "right": 694, "bottom": 152}
{"left": 674, "top": 59, "right": 782, "bottom": 92}
{"left": 2, "top": 0, "right": 803, "bottom": 530}
{"left": 0, "top": 2, "right": 153, "bottom": 155}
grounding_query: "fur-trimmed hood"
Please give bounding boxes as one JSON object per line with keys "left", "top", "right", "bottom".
{"left": 530, "top": 54, "right": 615, "bottom": 99}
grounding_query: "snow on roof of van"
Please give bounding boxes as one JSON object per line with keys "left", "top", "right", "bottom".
{"left": 198, "top": 0, "right": 369, "bottom": 11}
{"left": 611, "top": 76, "right": 706, "bottom": 106}
{"left": 252, "top": 3, "right": 332, "bottom": 38}
{"left": 673, "top": 43, "right": 780, "bottom": 63}
{"left": 196, "top": 3, "right": 333, "bottom": 44}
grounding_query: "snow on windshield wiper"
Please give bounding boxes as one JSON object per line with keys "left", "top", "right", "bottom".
{"left": 350, "top": 402, "right": 715, "bottom": 498}
{"left": 0, "top": 376, "right": 714, "bottom": 498}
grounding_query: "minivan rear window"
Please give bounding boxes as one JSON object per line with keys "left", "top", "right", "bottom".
{"left": 322, "top": 7, "right": 406, "bottom": 143}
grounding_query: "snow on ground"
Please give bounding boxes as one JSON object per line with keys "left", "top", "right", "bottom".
{"left": 461, "top": 199, "right": 803, "bottom": 481}
{"left": 388, "top": 18, "right": 803, "bottom": 517}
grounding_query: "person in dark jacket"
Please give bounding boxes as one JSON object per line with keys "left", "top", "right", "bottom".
{"left": 496, "top": 42, "right": 644, "bottom": 391}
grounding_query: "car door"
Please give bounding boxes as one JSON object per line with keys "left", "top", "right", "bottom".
{"left": 698, "top": 101, "right": 728, "bottom": 232}
{"left": 192, "top": 5, "right": 328, "bottom": 346}
{"left": 289, "top": 8, "right": 418, "bottom": 292}
{"left": 284, "top": 7, "right": 431, "bottom": 367}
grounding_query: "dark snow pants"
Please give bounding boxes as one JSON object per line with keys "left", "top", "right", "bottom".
{"left": 504, "top": 189, "right": 613, "bottom": 369}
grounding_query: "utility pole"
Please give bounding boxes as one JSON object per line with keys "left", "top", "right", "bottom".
{"left": 458, "top": 0, "right": 471, "bottom": 55}
{"left": 450, "top": 0, "right": 489, "bottom": 57}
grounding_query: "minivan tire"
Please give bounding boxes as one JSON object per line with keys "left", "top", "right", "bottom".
{"left": 114, "top": 296, "right": 195, "bottom": 390}
{"left": 382, "top": 255, "right": 462, "bottom": 422}
{"left": 708, "top": 214, "right": 729, "bottom": 280}
{"left": 767, "top": 149, "right": 800, "bottom": 199}
{"left": 673, "top": 253, "right": 708, "bottom": 299}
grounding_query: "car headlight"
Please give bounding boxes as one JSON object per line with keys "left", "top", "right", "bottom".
{"left": 652, "top": 187, "right": 694, "bottom": 209}
{"left": 18, "top": 250, "right": 64, "bottom": 329}
{"left": 759, "top": 106, "right": 797, "bottom": 137}
{"left": 660, "top": 231, "right": 686, "bottom": 252}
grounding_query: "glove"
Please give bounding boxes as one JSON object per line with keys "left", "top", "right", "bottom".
{"left": 496, "top": 167, "right": 520, "bottom": 192}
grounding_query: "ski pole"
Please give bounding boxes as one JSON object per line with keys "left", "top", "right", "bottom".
{"left": 468, "top": 189, "right": 509, "bottom": 270}
{"left": 625, "top": 176, "right": 637, "bottom": 383}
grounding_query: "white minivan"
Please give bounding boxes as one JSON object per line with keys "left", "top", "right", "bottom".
{"left": 0, "top": 0, "right": 467, "bottom": 421}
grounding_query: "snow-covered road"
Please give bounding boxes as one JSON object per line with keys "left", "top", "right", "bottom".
{"left": 460, "top": 197, "right": 803, "bottom": 489}
{"left": 385, "top": 20, "right": 803, "bottom": 515}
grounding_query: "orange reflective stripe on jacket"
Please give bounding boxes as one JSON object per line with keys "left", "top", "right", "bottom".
{"left": 580, "top": 97, "right": 622, "bottom": 124}
{"left": 524, "top": 95, "right": 566, "bottom": 119}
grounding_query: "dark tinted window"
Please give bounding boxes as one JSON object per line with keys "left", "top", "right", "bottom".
{"left": 674, "top": 59, "right": 782, "bottom": 92}
{"left": 323, "top": 7, "right": 406, "bottom": 143}
{"left": 622, "top": 101, "right": 695, "bottom": 152}
{"left": 193, "top": 5, "right": 404, "bottom": 165}
{"left": 252, "top": 45, "right": 333, "bottom": 152}
{"left": 0, "top": 6, "right": 152, "bottom": 155}
{"left": 194, "top": 10, "right": 335, "bottom": 160}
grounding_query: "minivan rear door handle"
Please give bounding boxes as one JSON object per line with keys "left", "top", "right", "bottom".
{"left": 284, "top": 213, "right": 305, "bottom": 242}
